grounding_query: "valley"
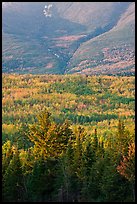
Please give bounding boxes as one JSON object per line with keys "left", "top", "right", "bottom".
{"left": 2, "top": 2, "right": 135, "bottom": 75}
{"left": 2, "top": 2, "right": 135, "bottom": 202}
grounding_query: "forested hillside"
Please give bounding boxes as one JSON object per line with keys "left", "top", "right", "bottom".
{"left": 2, "top": 74, "right": 135, "bottom": 202}
{"left": 2, "top": 74, "right": 135, "bottom": 142}
{"left": 2, "top": 1, "right": 135, "bottom": 202}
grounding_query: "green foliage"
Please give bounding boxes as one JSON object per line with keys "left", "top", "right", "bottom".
{"left": 28, "top": 109, "right": 73, "bottom": 159}
{"left": 2, "top": 74, "right": 135, "bottom": 202}
{"left": 2, "top": 147, "right": 25, "bottom": 202}
{"left": 52, "top": 79, "right": 93, "bottom": 95}
{"left": 26, "top": 157, "right": 57, "bottom": 202}
{"left": 100, "top": 160, "right": 131, "bottom": 202}
{"left": 2, "top": 74, "right": 135, "bottom": 141}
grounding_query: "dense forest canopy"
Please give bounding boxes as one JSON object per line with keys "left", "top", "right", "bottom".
{"left": 2, "top": 74, "right": 135, "bottom": 202}
{"left": 2, "top": 2, "right": 135, "bottom": 202}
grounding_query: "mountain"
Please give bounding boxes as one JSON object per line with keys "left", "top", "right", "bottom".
{"left": 67, "top": 2, "right": 135, "bottom": 75}
{"left": 2, "top": 2, "right": 135, "bottom": 75}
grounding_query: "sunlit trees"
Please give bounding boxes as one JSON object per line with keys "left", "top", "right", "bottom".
{"left": 28, "top": 109, "right": 73, "bottom": 159}
{"left": 2, "top": 73, "right": 135, "bottom": 202}
{"left": 2, "top": 74, "right": 135, "bottom": 143}
{"left": 2, "top": 111, "right": 135, "bottom": 202}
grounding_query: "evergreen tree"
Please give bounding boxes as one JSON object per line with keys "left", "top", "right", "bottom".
{"left": 117, "top": 142, "right": 135, "bottom": 201}
{"left": 92, "top": 128, "right": 98, "bottom": 152}
{"left": 3, "top": 147, "right": 24, "bottom": 202}
{"left": 28, "top": 109, "right": 73, "bottom": 159}
{"left": 80, "top": 139, "right": 96, "bottom": 201}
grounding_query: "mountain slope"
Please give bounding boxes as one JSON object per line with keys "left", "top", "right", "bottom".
{"left": 2, "top": 2, "right": 135, "bottom": 75}
{"left": 55, "top": 2, "right": 130, "bottom": 30}
{"left": 66, "top": 2, "right": 135, "bottom": 75}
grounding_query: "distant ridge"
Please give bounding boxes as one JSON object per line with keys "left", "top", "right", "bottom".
{"left": 2, "top": 2, "right": 135, "bottom": 75}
